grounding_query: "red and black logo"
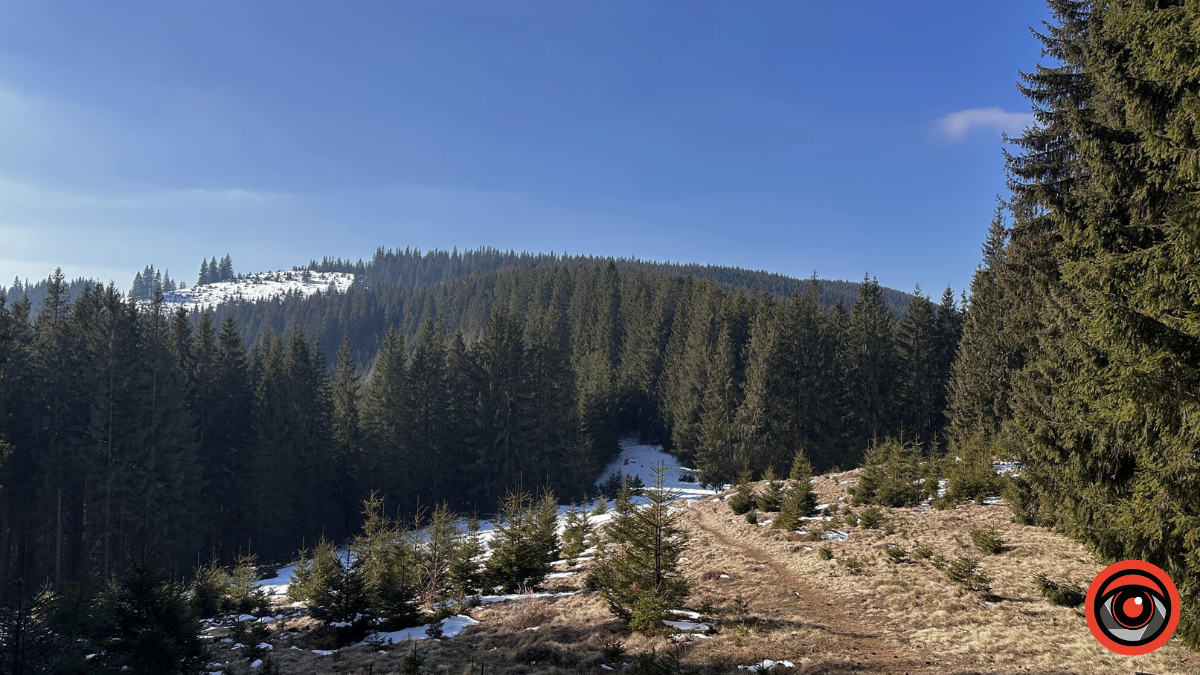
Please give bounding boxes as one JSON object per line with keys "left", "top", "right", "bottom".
{"left": 1085, "top": 560, "right": 1180, "bottom": 655}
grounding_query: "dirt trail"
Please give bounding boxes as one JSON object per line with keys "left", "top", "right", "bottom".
{"left": 687, "top": 504, "right": 942, "bottom": 675}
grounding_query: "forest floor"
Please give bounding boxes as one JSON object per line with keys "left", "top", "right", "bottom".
{"left": 205, "top": 465, "right": 1200, "bottom": 675}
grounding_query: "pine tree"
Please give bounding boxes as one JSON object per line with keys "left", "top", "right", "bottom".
{"left": 895, "top": 287, "right": 941, "bottom": 445}
{"left": 841, "top": 275, "right": 897, "bottom": 463}
{"left": 360, "top": 326, "right": 409, "bottom": 511}
{"left": 588, "top": 464, "right": 688, "bottom": 631}
{"left": 330, "top": 330, "right": 362, "bottom": 534}
{"left": 695, "top": 326, "right": 740, "bottom": 487}
{"left": 482, "top": 487, "right": 558, "bottom": 593}
{"left": 946, "top": 208, "right": 1014, "bottom": 442}
{"left": 86, "top": 555, "right": 207, "bottom": 675}
{"left": 218, "top": 255, "right": 234, "bottom": 282}
{"left": 197, "top": 259, "right": 209, "bottom": 286}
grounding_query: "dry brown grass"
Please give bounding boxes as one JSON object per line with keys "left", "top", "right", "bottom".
{"left": 205, "top": 473, "right": 1200, "bottom": 674}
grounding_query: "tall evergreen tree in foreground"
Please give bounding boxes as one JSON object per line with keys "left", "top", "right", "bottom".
{"left": 946, "top": 0, "right": 1200, "bottom": 647}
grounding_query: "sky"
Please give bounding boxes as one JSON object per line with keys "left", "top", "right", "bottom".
{"left": 0, "top": 1, "right": 1051, "bottom": 297}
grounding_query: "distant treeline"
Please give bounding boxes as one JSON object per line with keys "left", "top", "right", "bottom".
{"left": 303, "top": 247, "right": 914, "bottom": 315}
{"left": 0, "top": 258, "right": 955, "bottom": 598}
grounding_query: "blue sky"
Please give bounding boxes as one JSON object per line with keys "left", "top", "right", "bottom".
{"left": 0, "top": 1, "right": 1049, "bottom": 296}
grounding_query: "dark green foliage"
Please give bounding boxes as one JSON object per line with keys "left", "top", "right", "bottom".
{"left": 85, "top": 556, "right": 208, "bottom": 675}
{"left": 1033, "top": 574, "right": 1085, "bottom": 608}
{"left": 944, "top": 438, "right": 1008, "bottom": 505}
{"left": 941, "top": 0, "right": 1200, "bottom": 648}
{"left": 853, "top": 440, "right": 923, "bottom": 508}
{"left": 757, "top": 474, "right": 783, "bottom": 513}
{"left": 856, "top": 507, "right": 884, "bottom": 530}
{"left": 400, "top": 643, "right": 426, "bottom": 675}
{"left": 482, "top": 488, "right": 560, "bottom": 593}
{"left": 885, "top": 546, "right": 908, "bottom": 564}
{"left": 561, "top": 508, "right": 589, "bottom": 562}
{"left": 726, "top": 484, "right": 756, "bottom": 515}
{"left": 589, "top": 464, "right": 689, "bottom": 631}
{"left": 945, "top": 556, "right": 991, "bottom": 594}
{"left": 744, "top": 509, "right": 758, "bottom": 525}
{"left": 969, "top": 527, "right": 1004, "bottom": 555}
{"left": 817, "top": 546, "right": 833, "bottom": 560}
{"left": 772, "top": 480, "right": 817, "bottom": 532}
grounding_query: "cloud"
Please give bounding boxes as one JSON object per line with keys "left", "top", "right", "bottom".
{"left": 935, "top": 107, "right": 1033, "bottom": 139}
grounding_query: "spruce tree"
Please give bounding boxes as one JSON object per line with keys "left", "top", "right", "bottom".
{"left": 946, "top": 208, "right": 1014, "bottom": 442}
{"left": 330, "top": 330, "right": 362, "bottom": 533}
{"left": 695, "top": 326, "right": 740, "bottom": 486}
{"left": 588, "top": 464, "right": 688, "bottom": 631}
{"left": 841, "top": 275, "right": 897, "bottom": 463}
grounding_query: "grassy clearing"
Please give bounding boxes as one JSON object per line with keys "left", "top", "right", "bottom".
{"left": 206, "top": 469, "right": 1200, "bottom": 675}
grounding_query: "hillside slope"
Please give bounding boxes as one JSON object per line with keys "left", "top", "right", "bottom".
{"left": 203, "top": 451, "right": 1198, "bottom": 675}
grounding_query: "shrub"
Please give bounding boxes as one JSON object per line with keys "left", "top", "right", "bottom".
{"left": 588, "top": 464, "right": 689, "bottom": 631}
{"left": 886, "top": 546, "right": 909, "bottom": 564}
{"left": 817, "top": 545, "right": 834, "bottom": 560}
{"left": 745, "top": 509, "right": 758, "bottom": 525}
{"left": 561, "top": 508, "right": 590, "bottom": 562}
{"left": 87, "top": 556, "right": 208, "bottom": 675}
{"left": 945, "top": 556, "right": 992, "bottom": 593}
{"left": 757, "top": 479, "right": 783, "bottom": 513}
{"left": 484, "top": 488, "right": 560, "bottom": 593}
{"left": 629, "top": 592, "right": 671, "bottom": 633}
{"left": 727, "top": 484, "right": 756, "bottom": 515}
{"left": 945, "top": 437, "right": 1009, "bottom": 504}
{"left": 931, "top": 497, "right": 953, "bottom": 510}
{"left": 225, "top": 553, "right": 271, "bottom": 616}
{"left": 854, "top": 440, "right": 923, "bottom": 507}
{"left": 838, "top": 556, "right": 864, "bottom": 575}
{"left": 601, "top": 638, "right": 626, "bottom": 662}
{"left": 425, "top": 618, "right": 445, "bottom": 639}
{"left": 1033, "top": 573, "right": 1085, "bottom": 607}
{"left": 857, "top": 506, "right": 884, "bottom": 529}
{"left": 913, "top": 543, "right": 934, "bottom": 560}
{"left": 190, "top": 559, "right": 229, "bottom": 619}
{"left": 969, "top": 526, "right": 1004, "bottom": 555}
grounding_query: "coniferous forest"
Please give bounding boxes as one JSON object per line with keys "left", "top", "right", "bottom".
{"left": 0, "top": 257, "right": 958, "bottom": 595}
{"left": 6, "top": 0, "right": 1200, "bottom": 662}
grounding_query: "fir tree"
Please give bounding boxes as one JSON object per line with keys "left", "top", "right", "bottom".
{"left": 588, "top": 464, "right": 688, "bottom": 631}
{"left": 482, "top": 488, "right": 559, "bottom": 593}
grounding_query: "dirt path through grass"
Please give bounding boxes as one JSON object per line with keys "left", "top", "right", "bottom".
{"left": 686, "top": 503, "right": 941, "bottom": 674}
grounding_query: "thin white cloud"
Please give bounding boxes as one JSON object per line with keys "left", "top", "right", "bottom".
{"left": 936, "top": 107, "right": 1033, "bottom": 139}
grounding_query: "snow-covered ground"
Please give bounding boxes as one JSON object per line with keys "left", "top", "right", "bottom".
{"left": 151, "top": 271, "right": 354, "bottom": 312}
{"left": 594, "top": 438, "right": 717, "bottom": 502}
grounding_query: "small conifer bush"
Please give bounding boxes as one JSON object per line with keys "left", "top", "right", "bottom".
{"left": 945, "top": 556, "right": 992, "bottom": 593}
{"left": 1033, "top": 573, "right": 1085, "bottom": 607}
{"left": 857, "top": 506, "right": 884, "bottom": 529}
{"left": 727, "top": 483, "right": 756, "bottom": 515}
{"left": 817, "top": 545, "right": 834, "bottom": 560}
{"left": 969, "top": 526, "right": 1004, "bottom": 555}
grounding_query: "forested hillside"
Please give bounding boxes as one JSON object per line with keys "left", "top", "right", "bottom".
{"left": 0, "top": 258, "right": 956, "bottom": 597}
{"left": 944, "top": 0, "right": 1200, "bottom": 649}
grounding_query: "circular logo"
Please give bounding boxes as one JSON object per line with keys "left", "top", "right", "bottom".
{"left": 1086, "top": 560, "right": 1180, "bottom": 655}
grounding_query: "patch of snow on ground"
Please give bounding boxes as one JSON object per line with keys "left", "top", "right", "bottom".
{"left": 993, "top": 461, "right": 1021, "bottom": 477}
{"left": 738, "top": 660, "right": 794, "bottom": 671}
{"left": 254, "top": 564, "right": 296, "bottom": 597}
{"left": 376, "top": 615, "right": 480, "bottom": 643}
{"left": 153, "top": 271, "right": 354, "bottom": 312}
{"left": 662, "top": 619, "right": 713, "bottom": 633}
{"left": 821, "top": 530, "right": 849, "bottom": 542}
{"left": 594, "top": 439, "right": 718, "bottom": 503}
